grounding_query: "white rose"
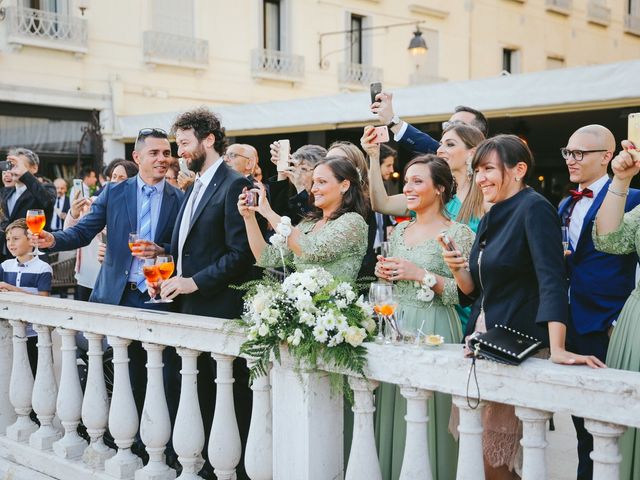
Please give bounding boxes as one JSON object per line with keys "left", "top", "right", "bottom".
{"left": 258, "top": 324, "right": 270, "bottom": 337}
{"left": 276, "top": 223, "right": 293, "bottom": 237}
{"left": 344, "top": 326, "right": 367, "bottom": 347}
{"left": 363, "top": 317, "right": 376, "bottom": 334}
{"left": 335, "top": 299, "right": 347, "bottom": 310}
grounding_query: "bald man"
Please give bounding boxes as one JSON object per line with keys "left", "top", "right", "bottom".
{"left": 224, "top": 143, "right": 258, "bottom": 177}
{"left": 559, "top": 125, "right": 640, "bottom": 480}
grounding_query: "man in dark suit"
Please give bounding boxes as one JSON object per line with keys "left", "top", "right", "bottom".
{"left": 50, "top": 178, "right": 71, "bottom": 232}
{"left": 0, "top": 148, "right": 56, "bottom": 260}
{"left": 371, "top": 93, "right": 489, "bottom": 154}
{"left": 158, "top": 108, "right": 254, "bottom": 479}
{"left": 559, "top": 124, "right": 640, "bottom": 480}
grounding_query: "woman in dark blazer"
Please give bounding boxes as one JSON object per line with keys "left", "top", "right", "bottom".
{"left": 441, "top": 134, "right": 605, "bottom": 480}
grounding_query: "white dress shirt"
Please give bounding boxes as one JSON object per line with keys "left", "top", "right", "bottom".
{"left": 568, "top": 174, "right": 609, "bottom": 250}
{"left": 177, "top": 158, "right": 224, "bottom": 276}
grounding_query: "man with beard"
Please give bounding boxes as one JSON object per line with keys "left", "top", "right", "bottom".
{"left": 156, "top": 107, "right": 254, "bottom": 479}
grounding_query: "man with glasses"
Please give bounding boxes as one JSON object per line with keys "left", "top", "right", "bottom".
{"left": 371, "top": 92, "right": 489, "bottom": 154}
{"left": 558, "top": 124, "right": 640, "bottom": 480}
{"left": 224, "top": 143, "right": 259, "bottom": 178}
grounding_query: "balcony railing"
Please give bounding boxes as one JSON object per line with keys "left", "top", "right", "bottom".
{"left": 338, "top": 63, "right": 383, "bottom": 88}
{"left": 545, "top": 0, "right": 572, "bottom": 15}
{"left": 251, "top": 49, "right": 305, "bottom": 81}
{"left": 625, "top": 14, "right": 640, "bottom": 37}
{"left": 5, "top": 6, "right": 88, "bottom": 54}
{"left": 1, "top": 294, "right": 640, "bottom": 479}
{"left": 587, "top": 1, "right": 611, "bottom": 26}
{"left": 143, "top": 30, "right": 209, "bottom": 70}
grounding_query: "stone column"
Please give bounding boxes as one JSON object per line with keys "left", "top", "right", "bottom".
{"left": 244, "top": 359, "right": 272, "bottom": 480}
{"left": 584, "top": 419, "right": 626, "bottom": 480}
{"left": 399, "top": 387, "right": 433, "bottom": 480}
{"left": 452, "top": 395, "right": 485, "bottom": 480}
{"left": 0, "top": 319, "right": 16, "bottom": 433}
{"left": 345, "top": 376, "right": 381, "bottom": 480}
{"left": 515, "top": 406, "right": 552, "bottom": 480}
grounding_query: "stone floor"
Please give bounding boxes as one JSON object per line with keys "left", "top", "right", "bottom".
{"left": 547, "top": 411, "right": 579, "bottom": 480}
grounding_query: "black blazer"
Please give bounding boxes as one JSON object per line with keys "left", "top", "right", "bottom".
{"left": 465, "top": 188, "right": 568, "bottom": 346}
{"left": 171, "top": 162, "right": 255, "bottom": 319}
{"left": 0, "top": 172, "right": 56, "bottom": 258}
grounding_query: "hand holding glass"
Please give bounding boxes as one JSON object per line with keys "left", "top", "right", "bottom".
{"left": 145, "top": 255, "right": 174, "bottom": 304}
{"left": 26, "top": 209, "right": 46, "bottom": 256}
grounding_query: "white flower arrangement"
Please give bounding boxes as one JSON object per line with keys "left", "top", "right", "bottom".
{"left": 416, "top": 271, "right": 437, "bottom": 303}
{"left": 238, "top": 267, "right": 375, "bottom": 381}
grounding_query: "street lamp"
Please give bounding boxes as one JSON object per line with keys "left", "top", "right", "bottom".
{"left": 318, "top": 21, "right": 427, "bottom": 69}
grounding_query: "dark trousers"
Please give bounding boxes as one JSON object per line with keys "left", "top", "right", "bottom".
{"left": 75, "top": 285, "right": 93, "bottom": 302}
{"left": 567, "top": 323, "right": 610, "bottom": 480}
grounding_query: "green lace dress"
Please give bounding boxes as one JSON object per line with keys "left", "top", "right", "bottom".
{"left": 375, "top": 221, "right": 475, "bottom": 480}
{"left": 257, "top": 211, "right": 368, "bottom": 281}
{"left": 593, "top": 205, "right": 640, "bottom": 480}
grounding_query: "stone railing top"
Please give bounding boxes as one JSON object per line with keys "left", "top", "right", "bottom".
{"left": 2, "top": 293, "right": 639, "bottom": 428}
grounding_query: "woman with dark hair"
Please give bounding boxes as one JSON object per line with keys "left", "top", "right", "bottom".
{"left": 106, "top": 159, "right": 139, "bottom": 183}
{"left": 374, "top": 155, "right": 475, "bottom": 480}
{"left": 442, "top": 134, "right": 604, "bottom": 480}
{"left": 238, "top": 156, "right": 368, "bottom": 282}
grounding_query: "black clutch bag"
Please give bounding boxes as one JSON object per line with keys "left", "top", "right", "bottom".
{"left": 468, "top": 324, "right": 542, "bottom": 366}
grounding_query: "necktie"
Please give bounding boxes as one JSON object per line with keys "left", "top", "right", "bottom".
{"left": 568, "top": 188, "right": 593, "bottom": 201}
{"left": 189, "top": 179, "right": 203, "bottom": 223}
{"left": 177, "top": 179, "right": 203, "bottom": 276}
{"left": 137, "top": 185, "right": 155, "bottom": 291}
{"left": 55, "top": 197, "right": 63, "bottom": 230}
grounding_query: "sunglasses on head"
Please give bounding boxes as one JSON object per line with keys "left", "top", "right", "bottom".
{"left": 136, "top": 128, "right": 168, "bottom": 142}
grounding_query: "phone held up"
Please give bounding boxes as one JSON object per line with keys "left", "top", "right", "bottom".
{"left": 370, "top": 82, "right": 382, "bottom": 105}
{"left": 178, "top": 157, "right": 190, "bottom": 175}
{"left": 441, "top": 233, "right": 456, "bottom": 252}
{"left": 73, "top": 179, "right": 84, "bottom": 198}
{"left": 373, "top": 126, "right": 390, "bottom": 144}
{"left": 629, "top": 113, "right": 640, "bottom": 147}
{"left": 277, "top": 139, "right": 290, "bottom": 172}
{"left": 0, "top": 160, "right": 10, "bottom": 171}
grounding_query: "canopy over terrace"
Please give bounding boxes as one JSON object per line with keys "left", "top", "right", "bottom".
{"left": 117, "top": 59, "right": 640, "bottom": 140}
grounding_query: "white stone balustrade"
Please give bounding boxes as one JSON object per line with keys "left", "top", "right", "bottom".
{"left": 0, "top": 293, "right": 640, "bottom": 480}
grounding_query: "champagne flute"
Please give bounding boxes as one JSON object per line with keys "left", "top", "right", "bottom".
{"left": 142, "top": 258, "right": 162, "bottom": 304}
{"left": 369, "top": 282, "right": 384, "bottom": 344}
{"left": 129, "top": 232, "right": 143, "bottom": 273}
{"left": 26, "top": 209, "right": 46, "bottom": 256}
{"left": 380, "top": 241, "right": 391, "bottom": 258}
{"left": 372, "top": 282, "right": 398, "bottom": 344}
{"left": 154, "top": 255, "right": 175, "bottom": 303}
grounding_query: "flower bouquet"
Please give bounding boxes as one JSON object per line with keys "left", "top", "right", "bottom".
{"left": 237, "top": 267, "right": 376, "bottom": 384}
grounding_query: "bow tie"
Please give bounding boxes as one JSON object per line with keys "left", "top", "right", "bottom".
{"left": 569, "top": 188, "right": 593, "bottom": 201}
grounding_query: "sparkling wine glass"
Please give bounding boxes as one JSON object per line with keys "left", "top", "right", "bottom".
{"left": 26, "top": 209, "right": 46, "bottom": 256}
{"left": 154, "top": 255, "right": 175, "bottom": 303}
{"left": 142, "top": 258, "right": 162, "bottom": 304}
{"left": 370, "top": 282, "right": 398, "bottom": 344}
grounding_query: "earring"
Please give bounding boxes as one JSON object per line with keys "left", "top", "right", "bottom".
{"left": 340, "top": 190, "right": 346, "bottom": 195}
{"left": 436, "top": 191, "right": 441, "bottom": 195}
{"left": 515, "top": 177, "right": 521, "bottom": 182}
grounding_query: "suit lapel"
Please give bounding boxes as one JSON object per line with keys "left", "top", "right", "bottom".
{"left": 124, "top": 177, "right": 138, "bottom": 234}
{"left": 154, "top": 184, "right": 175, "bottom": 243}
{"left": 186, "top": 163, "right": 228, "bottom": 238}
{"left": 575, "top": 179, "right": 611, "bottom": 252}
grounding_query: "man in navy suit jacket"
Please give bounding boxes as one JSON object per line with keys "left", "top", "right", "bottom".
{"left": 371, "top": 92, "right": 489, "bottom": 154}
{"left": 559, "top": 125, "right": 640, "bottom": 480}
{"left": 36, "top": 130, "right": 184, "bottom": 308}
{"left": 50, "top": 178, "right": 71, "bottom": 232}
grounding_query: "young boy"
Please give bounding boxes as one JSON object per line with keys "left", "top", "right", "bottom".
{"left": 0, "top": 218, "right": 52, "bottom": 296}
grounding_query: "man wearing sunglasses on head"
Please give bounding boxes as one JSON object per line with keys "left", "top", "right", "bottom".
{"left": 558, "top": 124, "right": 640, "bottom": 480}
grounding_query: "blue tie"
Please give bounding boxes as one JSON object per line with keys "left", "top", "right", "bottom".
{"left": 137, "top": 185, "right": 154, "bottom": 291}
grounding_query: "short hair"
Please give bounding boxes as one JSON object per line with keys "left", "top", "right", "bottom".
{"left": 8, "top": 148, "right": 39, "bottom": 168}
{"left": 104, "top": 159, "right": 139, "bottom": 179}
{"left": 454, "top": 105, "right": 489, "bottom": 137}
{"left": 5, "top": 218, "right": 28, "bottom": 236}
{"left": 134, "top": 129, "right": 169, "bottom": 152}
{"left": 404, "top": 155, "right": 457, "bottom": 218}
{"left": 472, "top": 134, "right": 534, "bottom": 183}
{"left": 78, "top": 167, "right": 96, "bottom": 180}
{"left": 292, "top": 144, "right": 327, "bottom": 166}
{"left": 171, "top": 107, "right": 228, "bottom": 155}
{"left": 379, "top": 144, "right": 397, "bottom": 165}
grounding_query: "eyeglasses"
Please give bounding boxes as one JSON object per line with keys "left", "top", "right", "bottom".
{"left": 225, "top": 151, "right": 252, "bottom": 161}
{"left": 560, "top": 148, "right": 608, "bottom": 162}
{"left": 136, "top": 128, "right": 168, "bottom": 142}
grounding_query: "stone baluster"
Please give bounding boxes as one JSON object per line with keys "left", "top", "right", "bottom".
{"left": 52, "top": 327, "right": 87, "bottom": 459}
{"left": 209, "top": 354, "right": 242, "bottom": 480}
{"left": 399, "top": 387, "right": 433, "bottom": 480}
{"left": 515, "top": 406, "right": 552, "bottom": 479}
{"left": 584, "top": 419, "right": 626, "bottom": 480}
{"left": 452, "top": 395, "right": 485, "bottom": 480}
{"left": 136, "top": 343, "right": 175, "bottom": 480}
{"left": 30, "top": 324, "right": 62, "bottom": 450}
{"left": 0, "top": 319, "right": 16, "bottom": 433}
{"left": 173, "top": 348, "right": 205, "bottom": 480}
{"left": 244, "top": 360, "right": 272, "bottom": 480}
{"left": 345, "top": 376, "right": 381, "bottom": 480}
{"left": 82, "top": 333, "right": 115, "bottom": 468}
{"left": 104, "top": 336, "right": 143, "bottom": 478}
{"left": 5, "top": 320, "right": 37, "bottom": 442}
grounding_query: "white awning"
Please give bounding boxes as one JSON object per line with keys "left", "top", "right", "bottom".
{"left": 118, "top": 59, "right": 640, "bottom": 140}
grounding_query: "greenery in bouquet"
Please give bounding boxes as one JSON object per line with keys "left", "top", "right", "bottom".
{"left": 237, "top": 267, "right": 376, "bottom": 385}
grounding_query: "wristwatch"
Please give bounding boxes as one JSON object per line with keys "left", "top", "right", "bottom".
{"left": 387, "top": 115, "right": 401, "bottom": 129}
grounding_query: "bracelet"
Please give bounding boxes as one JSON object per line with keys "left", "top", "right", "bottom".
{"left": 608, "top": 186, "right": 629, "bottom": 197}
{"left": 416, "top": 271, "right": 436, "bottom": 302}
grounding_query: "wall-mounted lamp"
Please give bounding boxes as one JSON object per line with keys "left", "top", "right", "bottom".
{"left": 77, "top": 0, "right": 89, "bottom": 16}
{"left": 318, "top": 20, "right": 426, "bottom": 69}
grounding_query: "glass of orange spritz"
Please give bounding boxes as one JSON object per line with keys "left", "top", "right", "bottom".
{"left": 154, "top": 255, "right": 175, "bottom": 303}
{"left": 369, "top": 282, "right": 398, "bottom": 344}
{"left": 26, "top": 209, "right": 46, "bottom": 256}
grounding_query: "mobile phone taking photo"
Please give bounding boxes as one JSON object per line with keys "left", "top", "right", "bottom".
{"left": 629, "top": 113, "right": 640, "bottom": 147}
{"left": 277, "top": 139, "right": 290, "bottom": 172}
{"left": 0, "top": 161, "right": 10, "bottom": 171}
{"left": 370, "top": 82, "right": 382, "bottom": 105}
{"left": 372, "top": 126, "right": 390, "bottom": 144}
{"left": 73, "top": 179, "right": 84, "bottom": 198}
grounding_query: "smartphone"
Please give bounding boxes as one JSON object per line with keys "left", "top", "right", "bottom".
{"left": 178, "top": 157, "right": 190, "bottom": 175}
{"left": 245, "top": 190, "right": 257, "bottom": 207}
{"left": 629, "top": 113, "right": 640, "bottom": 147}
{"left": 277, "top": 139, "right": 290, "bottom": 172}
{"left": 73, "top": 179, "right": 84, "bottom": 198}
{"left": 100, "top": 230, "right": 107, "bottom": 244}
{"left": 373, "top": 126, "right": 390, "bottom": 144}
{"left": 0, "top": 161, "right": 10, "bottom": 171}
{"left": 370, "top": 82, "right": 382, "bottom": 105}
{"left": 441, "top": 233, "right": 456, "bottom": 252}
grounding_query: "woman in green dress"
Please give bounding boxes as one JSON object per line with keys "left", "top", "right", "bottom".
{"left": 374, "top": 155, "right": 475, "bottom": 480}
{"left": 593, "top": 140, "right": 640, "bottom": 480}
{"left": 238, "top": 155, "right": 369, "bottom": 282}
